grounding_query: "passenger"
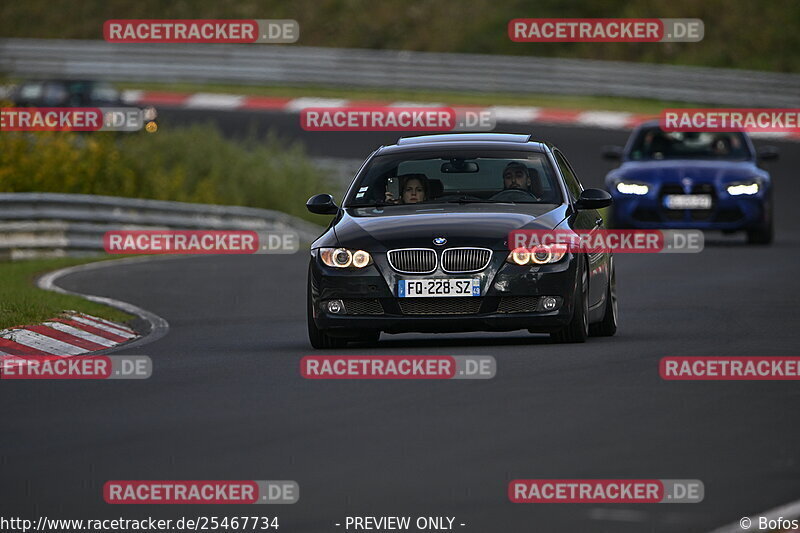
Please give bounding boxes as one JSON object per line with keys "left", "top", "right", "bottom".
{"left": 385, "top": 174, "right": 429, "bottom": 204}
{"left": 711, "top": 136, "right": 732, "bottom": 156}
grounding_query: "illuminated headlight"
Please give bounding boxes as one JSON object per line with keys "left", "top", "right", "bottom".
{"left": 506, "top": 245, "right": 567, "bottom": 265}
{"left": 320, "top": 248, "right": 372, "bottom": 268}
{"left": 726, "top": 182, "right": 760, "bottom": 196}
{"left": 616, "top": 181, "right": 649, "bottom": 195}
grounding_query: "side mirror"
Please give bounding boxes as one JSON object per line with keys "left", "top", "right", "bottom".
{"left": 602, "top": 146, "right": 623, "bottom": 160}
{"left": 758, "top": 146, "right": 779, "bottom": 161}
{"left": 306, "top": 193, "right": 339, "bottom": 215}
{"left": 576, "top": 188, "right": 613, "bottom": 210}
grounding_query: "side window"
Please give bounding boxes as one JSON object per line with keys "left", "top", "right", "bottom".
{"left": 554, "top": 150, "right": 583, "bottom": 203}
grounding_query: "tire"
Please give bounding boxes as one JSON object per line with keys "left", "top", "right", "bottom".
{"left": 589, "top": 262, "right": 617, "bottom": 337}
{"left": 550, "top": 256, "right": 589, "bottom": 344}
{"left": 747, "top": 195, "right": 774, "bottom": 245}
{"left": 307, "top": 271, "right": 348, "bottom": 349}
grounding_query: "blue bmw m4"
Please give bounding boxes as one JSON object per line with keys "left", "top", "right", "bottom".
{"left": 603, "top": 120, "right": 778, "bottom": 244}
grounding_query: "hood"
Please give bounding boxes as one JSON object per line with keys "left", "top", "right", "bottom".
{"left": 608, "top": 160, "right": 764, "bottom": 187}
{"left": 330, "top": 204, "right": 566, "bottom": 251}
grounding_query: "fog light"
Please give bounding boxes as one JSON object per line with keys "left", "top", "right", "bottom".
{"left": 327, "top": 300, "right": 345, "bottom": 314}
{"left": 541, "top": 297, "right": 558, "bottom": 311}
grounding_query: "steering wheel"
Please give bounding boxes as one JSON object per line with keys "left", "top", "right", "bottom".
{"left": 489, "top": 188, "right": 539, "bottom": 202}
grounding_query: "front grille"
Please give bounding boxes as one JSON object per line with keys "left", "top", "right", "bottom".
{"left": 659, "top": 183, "right": 685, "bottom": 221}
{"left": 659, "top": 183, "right": 718, "bottom": 221}
{"left": 387, "top": 248, "right": 437, "bottom": 273}
{"left": 689, "top": 184, "right": 715, "bottom": 221}
{"left": 497, "top": 296, "right": 539, "bottom": 313}
{"left": 632, "top": 208, "right": 661, "bottom": 223}
{"left": 342, "top": 299, "right": 384, "bottom": 315}
{"left": 441, "top": 248, "right": 492, "bottom": 273}
{"left": 398, "top": 297, "right": 483, "bottom": 315}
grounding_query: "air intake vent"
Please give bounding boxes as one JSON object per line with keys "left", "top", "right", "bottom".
{"left": 497, "top": 296, "right": 540, "bottom": 313}
{"left": 342, "top": 299, "right": 384, "bottom": 315}
{"left": 398, "top": 297, "right": 483, "bottom": 315}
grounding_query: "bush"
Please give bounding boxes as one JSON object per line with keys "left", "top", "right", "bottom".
{"left": 0, "top": 124, "right": 332, "bottom": 221}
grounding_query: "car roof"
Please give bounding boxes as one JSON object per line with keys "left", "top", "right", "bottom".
{"left": 377, "top": 133, "right": 549, "bottom": 155}
{"left": 20, "top": 79, "right": 107, "bottom": 86}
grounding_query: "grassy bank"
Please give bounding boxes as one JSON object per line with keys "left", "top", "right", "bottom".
{"left": 0, "top": 258, "right": 134, "bottom": 330}
{"left": 1, "top": 0, "right": 797, "bottom": 72}
{"left": 0, "top": 124, "right": 332, "bottom": 223}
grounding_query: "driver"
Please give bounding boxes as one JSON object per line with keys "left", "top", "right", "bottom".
{"left": 502, "top": 162, "right": 531, "bottom": 191}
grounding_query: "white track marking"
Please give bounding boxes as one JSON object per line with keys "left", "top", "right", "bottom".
{"left": 1, "top": 330, "right": 87, "bottom": 355}
{"left": 42, "top": 322, "right": 117, "bottom": 347}
{"left": 184, "top": 93, "right": 245, "bottom": 109}
{"left": 285, "top": 97, "right": 349, "bottom": 111}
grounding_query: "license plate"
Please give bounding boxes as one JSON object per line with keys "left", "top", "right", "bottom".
{"left": 664, "top": 194, "right": 712, "bottom": 210}
{"left": 398, "top": 278, "right": 480, "bottom": 298}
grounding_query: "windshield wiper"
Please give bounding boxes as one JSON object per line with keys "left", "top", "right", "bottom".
{"left": 351, "top": 200, "right": 391, "bottom": 208}
{"left": 442, "top": 196, "right": 499, "bottom": 204}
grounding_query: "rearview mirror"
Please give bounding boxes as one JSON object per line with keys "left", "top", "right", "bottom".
{"left": 306, "top": 193, "right": 339, "bottom": 215}
{"left": 602, "top": 146, "right": 623, "bottom": 160}
{"left": 758, "top": 146, "right": 779, "bottom": 161}
{"left": 441, "top": 160, "right": 479, "bottom": 173}
{"left": 576, "top": 188, "right": 613, "bottom": 210}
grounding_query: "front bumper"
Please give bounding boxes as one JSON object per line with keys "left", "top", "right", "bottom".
{"left": 309, "top": 249, "right": 579, "bottom": 335}
{"left": 610, "top": 189, "right": 768, "bottom": 230}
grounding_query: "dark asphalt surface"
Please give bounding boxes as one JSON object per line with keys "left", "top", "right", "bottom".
{"left": 2, "top": 112, "right": 799, "bottom": 533}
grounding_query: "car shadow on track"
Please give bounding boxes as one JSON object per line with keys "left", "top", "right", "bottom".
{"left": 345, "top": 333, "right": 554, "bottom": 350}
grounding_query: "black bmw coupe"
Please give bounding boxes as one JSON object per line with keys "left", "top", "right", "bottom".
{"left": 306, "top": 133, "right": 617, "bottom": 348}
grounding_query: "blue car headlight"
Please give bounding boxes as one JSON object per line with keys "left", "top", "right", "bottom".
{"left": 726, "top": 180, "right": 761, "bottom": 196}
{"left": 615, "top": 181, "right": 650, "bottom": 195}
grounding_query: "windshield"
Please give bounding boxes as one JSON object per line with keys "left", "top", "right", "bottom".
{"left": 89, "top": 82, "right": 120, "bottom": 102}
{"left": 345, "top": 150, "right": 562, "bottom": 207}
{"left": 629, "top": 127, "right": 752, "bottom": 161}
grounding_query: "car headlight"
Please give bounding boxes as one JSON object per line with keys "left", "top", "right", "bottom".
{"left": 726, "top": 181, "right": 760, "bottom": 196}
{"left": 506, "top": 245, "right": 567, "bottom": 265}
{"left": 320, "top": 248, "right": 372, "bottom": 268}
{"left": 615, "top": 181, "right": 649, "bottom": 195}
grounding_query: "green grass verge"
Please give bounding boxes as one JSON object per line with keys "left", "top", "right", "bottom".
{"left": 0, "top": 257, "right": 134, "bottom": 331}
{"left": 120, "top": 81, "right": 702, "bottom": 115}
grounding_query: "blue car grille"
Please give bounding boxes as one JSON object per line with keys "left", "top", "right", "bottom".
{"left": 658, "top": 182, "right": 717, "bottom": 222}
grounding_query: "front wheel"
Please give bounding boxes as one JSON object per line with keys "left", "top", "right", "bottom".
{"left": 589, "top": 263, "right": 617, "bottom": 337}
{"left": 550, "top": 256, "right": 589, "bottom": 344}
{"left": 747, "top": 196, "right": 774, "bottom": 245}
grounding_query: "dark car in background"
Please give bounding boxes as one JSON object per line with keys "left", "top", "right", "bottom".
{"left": 603, "top": 120, "right": 778, "bottom": 244}
{"left": 306, "top": 133, "right": 617, "bottom": 348}
{"left": 11, "top": 79, "right": 122, "bottom": 107}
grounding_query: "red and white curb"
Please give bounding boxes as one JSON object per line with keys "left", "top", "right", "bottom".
{"left": 120, "top": 89, "right": 800, "bottom": 140}
{"left": 0, "top": 312, "right": 138, "bottom": 366}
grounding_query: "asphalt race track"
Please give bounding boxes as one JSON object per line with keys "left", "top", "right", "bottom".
{"left": 2, "top": 111, "right": 799, "bottom": 532}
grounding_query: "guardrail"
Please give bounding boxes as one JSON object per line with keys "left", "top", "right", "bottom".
{"left": 0, "top": 193, "right": 324, "bottom": 260}
{"left": 1, "top": 38, "right": 799, "bottom": 107}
